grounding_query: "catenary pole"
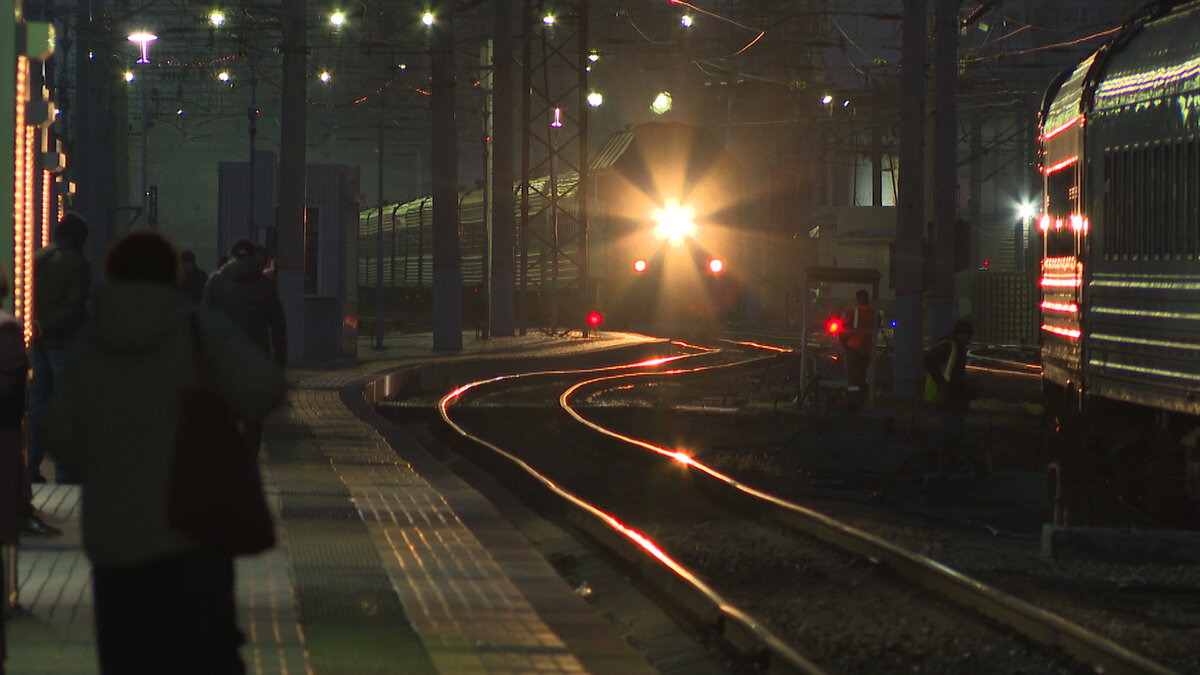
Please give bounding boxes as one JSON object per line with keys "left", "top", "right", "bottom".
{"left": 490, "top": 0, "right": 515, "bottom": 337}
{"left": 894, "top": 0, "right": 927, "bottom": 400}
{"left": 929, "top": 0, "right": 960, "bottom": 343}
{"left": 431, "top": 2, "right": 463, "bottom": 351}
{"left": 277, "top": 0, "right": 307, "bottom": 364}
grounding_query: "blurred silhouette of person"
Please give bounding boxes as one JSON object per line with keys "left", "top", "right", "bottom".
{"left": 203, "top": 239, "right": 286, "bottom": 369}
{"left": 924, "top": 319, "right": 980, "bottom": 474}
{"left": 28, "top": 212, "right": 90, "bottom": 486}
{"left": 42, "top": 231, "right": 284, "bottom": 674}
{"left": 179, "top": 250, "right": 208, "bottom": 304}
{"left": 0, "top": 264, "right": 29, "bottom": 667}
{"left": 203, "top": 239, "right": 287, "bottom": 452}
{"left": 840, "top": 289, "right": 877, "bottom": 412}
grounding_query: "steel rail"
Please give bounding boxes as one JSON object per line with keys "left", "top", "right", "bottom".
{"left": 437, "top": 348, "right": 828, "bottom": 675}
{"left": 561, "top": 361, "right": 1179, "bottom": 675}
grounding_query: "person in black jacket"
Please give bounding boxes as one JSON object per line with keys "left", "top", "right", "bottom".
{"left": 924, "top": 319, "right": 980, "bottom": 474}
{"left": 0, "top": 265, "right": 28, "bottom": 668}
{"left": 27, "top": 213, "right": 90, "bottom": 487}
{"left": 202, "top": 239, "right": 287, "bottom": 451}
{"left": 201, "top": 239, "right": 286, "bottom": 369}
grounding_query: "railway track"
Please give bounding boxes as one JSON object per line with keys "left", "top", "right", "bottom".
{"left": 390, "top": 342, "right": 1180, "bottom": 675}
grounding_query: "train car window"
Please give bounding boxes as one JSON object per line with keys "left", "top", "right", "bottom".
{"left": 1135, "top": 147, "right": 1147, "bottom": 258}
{"left": 1151, "top": 145, "right": 1162, "bottom": 259}
{"left": 1172, "top": 142, "right": 1183, "bottom": 259}
{"left": 1044, "top": 165, "right": 1076, "bottom": 257}
{"left": 1185, "top": 139, "right": 1195, "bottom": 257}
{"left": 1103, "top": 152, "right": 1116, "bottom": 260}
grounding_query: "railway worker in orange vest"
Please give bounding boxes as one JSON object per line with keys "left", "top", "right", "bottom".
{"left": 840, "top": 289, "right": 877, "bottom": 412}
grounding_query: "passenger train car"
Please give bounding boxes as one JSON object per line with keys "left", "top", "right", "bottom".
{"left": 1038, "top": 0, "right": 1200, "bottom": 522}
{"left": 359, "top": 121, "right": 753, "bottom": 331}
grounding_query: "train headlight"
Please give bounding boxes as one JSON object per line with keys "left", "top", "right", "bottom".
{"left": 633, "top": 258, "right": 648, "bottom": 273}
{"left": 653, "top": 201, "right": 695, "bottom": 243}
{"left": 707, "top": 258, "right": 724, "bottom": 274}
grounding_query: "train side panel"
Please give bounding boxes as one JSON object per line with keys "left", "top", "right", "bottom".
{"left": 1083, "top": 3, "right": 1200, "bottom": 416}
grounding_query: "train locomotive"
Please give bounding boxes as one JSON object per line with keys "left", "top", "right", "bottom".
{"left": 358, "top": 121, "right": 753, "bottom": 332}
{"left": 1038, "top": 0, "right": 1200, "bottom": 524}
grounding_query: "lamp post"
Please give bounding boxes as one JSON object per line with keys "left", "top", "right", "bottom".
{"left": 128, "top": 32, "right": 157, "bottom": 229}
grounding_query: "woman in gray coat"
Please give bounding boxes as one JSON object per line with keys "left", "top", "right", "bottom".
{"left": 42, "top": 231, "right": 284, "bottom": 674}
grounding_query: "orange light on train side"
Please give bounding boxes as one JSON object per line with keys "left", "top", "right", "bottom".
{"left": 586, "top": 311, "right": 604, "bottom": 327}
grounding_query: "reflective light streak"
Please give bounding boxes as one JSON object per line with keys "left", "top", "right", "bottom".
{"left": 1042, "top": 156, "right": 1078, "bottom": 175}
{"left": 724, "top": 340, "right": 792, "bottom": 354}
{"left": 966, "top": 364, "right": 1042, "bottom": 379}
{"left": 1096, "top": 55, "right": 1200, "bottom": 99}
{"left": 1090, "top": 333, "right": 1200, "bottom": 352}
{"left": 1042, "top": 324, "right": 1082, "bottom": 339}
{"left": 1040, "top": 300, "right": 1079, "bottom": 313}
{"left": 1089, "top": 359, "right": 1200, "bottom": 384}
{"left": 1091, "top": 306, "right": 1200, "bottom": 321}
{"left": 1040, "top": 276, "right": 1082, "bottom": 288}
{"left": 1041, "top": 115, "right": 1080, "bottom": 141}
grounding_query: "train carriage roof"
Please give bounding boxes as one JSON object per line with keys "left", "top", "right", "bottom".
{"left": 1043, "top": 0, "right": 1200, "bottom": 125}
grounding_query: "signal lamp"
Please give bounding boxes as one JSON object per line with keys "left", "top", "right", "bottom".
{"left": 825, "top": 316, "right": 844, "bottom": 336}
{"left": 633, "top": 258, "right": 647, "bottom": 273}
{"left": 707, "top": 258, "right": 724, "bottom": 274}
{"left": 586, "top": 311, "right": 604, "bottom": 327}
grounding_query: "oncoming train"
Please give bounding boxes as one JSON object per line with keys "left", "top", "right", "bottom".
{"left": 1038, "top": 0, "right": 1200, "bottom": 524}
{"left": 358, "top": 122, "right": 757, "bottom": 332}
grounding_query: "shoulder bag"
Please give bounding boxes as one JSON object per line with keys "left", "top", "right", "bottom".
{"left": 168, "top": 312, "right": 275, "bottom": 555}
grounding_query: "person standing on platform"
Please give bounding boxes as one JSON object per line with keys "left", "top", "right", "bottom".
{"left": 41, "top": 231, "right": 284, "bottom": 674}
{"left": 203, "top": 239, "right": 287, "bottom": 452}
{"left": 0, "top": 266, "right": 29, "bottom": 670}
{"left": 924, "top": 319, "right": 980, "bottom": 474}
{"left": 28, "top": 213, "right": 90, "bottom": 485}
{"left": 203, "top": 239, "right": 287, "bottom": 369}
{"left": 179, "top": 250, "right": 208, "bottom": 304}
{"left": 840, "top": 289, "right": 877, "bottom": 412}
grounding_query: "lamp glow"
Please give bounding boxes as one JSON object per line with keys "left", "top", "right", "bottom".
{"left": 653, "top": 201, "right": 695, "bottom": 243}
{"left": 209, "top": 11, "right": 225, "bottom": 27}
{"left": 681, "top": 15, "right": 693, "bottom": 28}
{"left": 319, "top": 71, "right": 331, "bottom": 83}
{"left": 330, "top": 11, "right": 345, "bottom": 27}
{"left": 587, "top": 91, "right": 603, "bottom": 107}
{"left": 127, "top": 32, "right": 158, "bottom": 64}
{"left": 421, "top": 11, "right": 434, "bottom": 26}
{"left": 651, "top": 92, "right": 672, "bottom": 115}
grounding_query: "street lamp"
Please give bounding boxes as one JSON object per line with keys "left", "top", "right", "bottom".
{"left": 128, "top": 32, "right": 157, "bottom": 228}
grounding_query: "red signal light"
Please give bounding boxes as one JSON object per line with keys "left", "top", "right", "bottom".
{"left": 707, "top": 258, "right": 724, "bottom": 274}
{"left": 586, "top": 311, "right": 603, "bottom": 327}
{"left": 633, "top": 258, "right": 648, "bottom": 273}
{"left": 825, "top": 316, "right": 844, "bottom": 336}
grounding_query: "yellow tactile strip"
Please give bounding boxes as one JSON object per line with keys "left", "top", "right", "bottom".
{"left": 276, "top": 370, "right": 586, "bottom": 673}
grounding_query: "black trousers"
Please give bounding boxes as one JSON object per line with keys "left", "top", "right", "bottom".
{"left": 92, "top": 549, "right": 245, "bottom": 675}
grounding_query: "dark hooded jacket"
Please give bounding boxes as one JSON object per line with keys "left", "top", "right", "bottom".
{"left": 33, "top": 228, "right": 90, "bottom": 350}
{"left": 41, "top": 283, "right": 284, "bottom": 565}
{"left": 202, "top": 256, "right": 287, "bottom": 367}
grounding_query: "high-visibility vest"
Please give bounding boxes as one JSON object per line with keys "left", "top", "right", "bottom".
{"left": 841, "top": 304, "right": 877, "bottom": 350}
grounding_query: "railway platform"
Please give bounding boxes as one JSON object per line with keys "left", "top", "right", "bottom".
{"left": 8, "top": 330, "right": 671, "bottom": 675}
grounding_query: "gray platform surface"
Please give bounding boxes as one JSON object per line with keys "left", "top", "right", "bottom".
{"left": 9, "top": 331, "right": 659, "bottom": 674}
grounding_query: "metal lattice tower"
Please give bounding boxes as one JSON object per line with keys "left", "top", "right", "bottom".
{"left": 519, "top": 0, "right": 588, "bottom": 335}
